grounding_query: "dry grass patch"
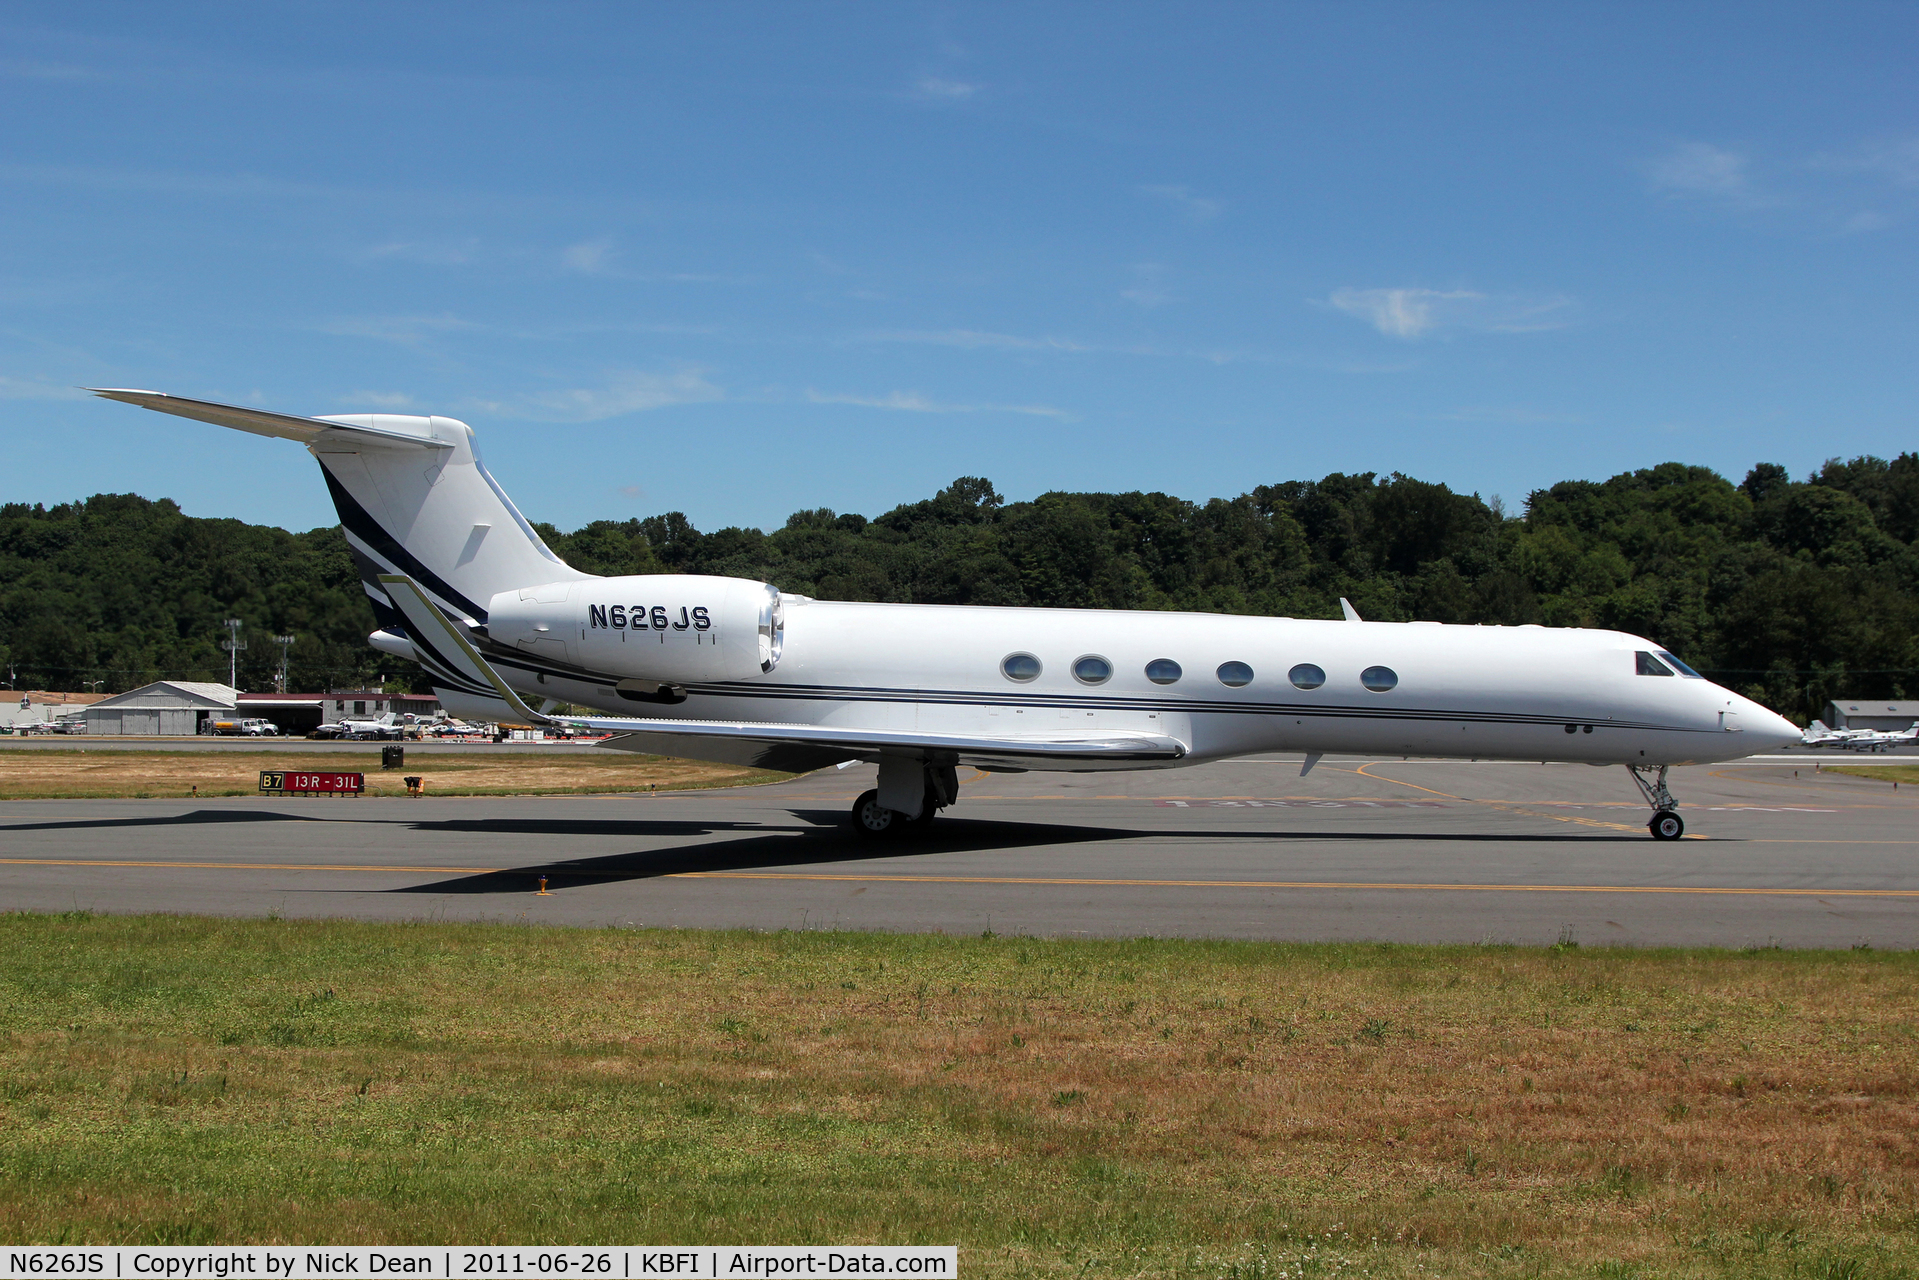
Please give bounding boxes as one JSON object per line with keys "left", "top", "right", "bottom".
{"left": 0, "top": 749, "right": 788, "bottom": 799}
{"left": 0, "top": 916, "right": 1914, "bottom": 1278}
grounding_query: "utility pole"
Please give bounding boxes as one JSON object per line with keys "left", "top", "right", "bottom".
{"left": 221, "top": 619, "right": 246, "bottom": 691}
{"left": 274, "top": 635, "right": 296, "bottom": 694}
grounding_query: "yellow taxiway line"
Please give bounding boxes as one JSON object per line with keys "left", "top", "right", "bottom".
{"left": 1, "top": 856, "right": 1913, "bottom": 897}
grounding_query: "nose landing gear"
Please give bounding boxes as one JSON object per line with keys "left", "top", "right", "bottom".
{"left": 1628, "top": 764, "right": 1685, "bottom": 840}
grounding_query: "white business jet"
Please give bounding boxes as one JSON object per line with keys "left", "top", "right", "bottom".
{"left": 1799, "top": 720, "right": 1859, "bottom": 749}
{"left": 94, "top": 390, "right": 1801, "bottom": 841}
{"left": 1837, "top": 724, "right": 1919, "bottom": 752}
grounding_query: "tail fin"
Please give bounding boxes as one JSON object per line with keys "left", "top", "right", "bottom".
{"left": 92, "top": 390, "right": 592, "bottom": 633}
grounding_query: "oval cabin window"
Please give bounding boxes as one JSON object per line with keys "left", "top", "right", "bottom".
{"left": 1288, "top": 663, "right": 1325, "bottom": 690}
{"left": 1072, "top": 655, "right": 1113, "bottom": 685}
{"left": 1001, "top": 653, "right": 1042, "bottom": 683}
{"left": 1145, "top": 658, "right": 1182, "bottom": 685}
{"left": 1216, "top": 661, "right": 1254, "bottom": 688}
{"left": 1360, "top": 665, "right": 1398, "bottom": 692}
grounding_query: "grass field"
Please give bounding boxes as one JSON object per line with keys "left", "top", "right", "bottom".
{"left": 1830, "top": 764, "right": 1919, "bottom": 789}
{"left": 0, "top": 915, "right": 1914, "bottom": 1277}
{"left": 0, "top": 749, "right": 790, "bottom": 799}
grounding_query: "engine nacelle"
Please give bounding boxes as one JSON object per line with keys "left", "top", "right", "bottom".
{"left": 485, "top": 574, "right": 783, "bottom": 686}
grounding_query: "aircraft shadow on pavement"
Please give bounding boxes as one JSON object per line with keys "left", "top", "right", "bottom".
{"left": 391, "top": 813, "right": 1111, "bottom": 894}
{"left": 390, "top": 810, "right": 1650, "bottom": 896}
{"left": 0, "top": 808, "right": 325, "bottom": 833}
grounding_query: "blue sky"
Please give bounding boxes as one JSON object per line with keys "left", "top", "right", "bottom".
{"left": 3, "top": 3, "right": 1915, "bottom": 534}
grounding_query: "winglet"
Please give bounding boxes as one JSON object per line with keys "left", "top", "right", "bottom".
{"left": 377, "top": 574, "right": 555, "bottom": 725}
{"left": 92, "top": 387, "right": 452, "bottom": 448}
{"left": 1339, "top": 597, "right": 1362, "bottom": 622}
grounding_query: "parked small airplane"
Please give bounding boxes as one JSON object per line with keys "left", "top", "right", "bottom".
{"left": 1834, "top": 724, "right": 1919, "bottom": 752}
{"left": 1799, "top": 720, "right": 1857, "bottom": 748}
{"left": 1797, "top": 719, "right": 1914, "bottom": 751}
{"left": 94, "top": 389, "right": 1802, "bottom": 840}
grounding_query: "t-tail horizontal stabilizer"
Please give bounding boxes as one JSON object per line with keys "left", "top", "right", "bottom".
{"left": 377, "top": 574, "right": 555, "bottom": 727}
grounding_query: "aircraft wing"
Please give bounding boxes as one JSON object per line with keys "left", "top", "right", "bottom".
{"left": 575, "top": 715, "right": 1188, "bottom": 773}
{"left": 377, "top": 574, "right": 558, "bottom": 722}
{"left": 375, "top": 572, "right": 1187, "bottom": 772}
{"left": 90, "top": 388, "right": 452, "bottom": 449}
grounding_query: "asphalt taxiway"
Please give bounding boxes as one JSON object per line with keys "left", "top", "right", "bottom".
{"left": 2, "top": 756, "right": 1913, "bottom": 947}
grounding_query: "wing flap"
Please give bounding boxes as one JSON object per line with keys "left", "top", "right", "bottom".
{"left": 575, "top": 715, "right": 1188, "bottom": 764}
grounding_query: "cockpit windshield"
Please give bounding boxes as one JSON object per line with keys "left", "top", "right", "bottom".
{"left": 1657, "top": 651, "right": 1704, "bottom": 679}
{"left": 1635, "top": 651, "right": 1673, "bottom": 677}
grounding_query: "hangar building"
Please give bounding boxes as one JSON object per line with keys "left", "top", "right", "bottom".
{"left": 80, "top": 681, "right": 237, "bottom": 735}
{"left": 1823, "top": 700, "right": 1919, "bottom": 732}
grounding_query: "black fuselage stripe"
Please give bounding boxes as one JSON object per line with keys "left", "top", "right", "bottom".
{"left": 321, "top": 462, "right": 489, "bottom": 623}
{"left": 489, "top": 656, "right": 1691, "bottom": 734}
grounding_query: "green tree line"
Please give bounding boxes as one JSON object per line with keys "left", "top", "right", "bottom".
{"left": 5, "top": 455, "right": 1916, "bottom": 721}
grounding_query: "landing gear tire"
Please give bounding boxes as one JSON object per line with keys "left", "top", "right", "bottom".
{"left": 851, "top": 789, "right": 901, "bottom": 838}
{"left": 1649, "top": 810, "right": 1684, "bottom": 841}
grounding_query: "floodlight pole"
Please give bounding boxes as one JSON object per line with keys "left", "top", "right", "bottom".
{"left": 274, "top": 635, "right": 296, "bottom": 694}
{"left": 221, "top": 618, "right": 246, "bottom": 691}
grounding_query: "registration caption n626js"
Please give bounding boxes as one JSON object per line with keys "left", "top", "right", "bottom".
{"left": 3, "top": 1249, "right": 955, "bottom": 1280}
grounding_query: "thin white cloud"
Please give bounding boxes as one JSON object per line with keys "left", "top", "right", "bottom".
{"left": 865, "top": 329, "right": 1094, "bottom": 353}
{"left": 345, "top": 390, "right": 419, "bottom": 409}
{"left": 0, "top": 376, "right": 84, "bottom": 400}
{"left": 915, "top": 76, "right": 979, "bottom": 100}
{"left": 1328, "top": 288, "right": 1476, "bottom": 339}
{"left": 1326, "top": 288, "right": 1574, "bottom": 339}
{"left": 562, "top": 238, "right": 614, "bottom": 274}
{"left": 1439, "top": 405, "right": 1586, "bottom": 426}
{"left": 1822, "top": 136, "right": 1919, "bottom": 189}
{"left": 1652, "top": 135, "right": 1919, "bottom": 232}
{"left": 618, "top": 484, "right": 645, "bottom": 500}
{"left": 353, "top": 238, "right": 481, "bottom": 267}
{"left": 2, "top": 61, "right": 107, "bottom": 82}
{"left": 806, "top": 388, "right": 1072, "bottom": 420}
{"left": 497, "top": 368, "right": 724, "bottom": 423}
{"left": 1648, "top": 141, "right": 1753, "bottom": 199}
{"left": 1121, "top": 263, "right": 1173, "bottom": 309}
{"left": 1140, "top": 184, "right": 1222, "bottom": 223}
{"left": 316, "top": 313, "right": 486, "bottom": 348}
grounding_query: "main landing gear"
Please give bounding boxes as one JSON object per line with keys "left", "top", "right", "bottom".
{"left": 851, "top": 760, "right": 960, "bottom": 838}
{"left": 1628, "top": 764, "right": 1685, "bottom": 841}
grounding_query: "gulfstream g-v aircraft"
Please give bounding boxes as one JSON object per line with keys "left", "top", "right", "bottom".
{"left": 95, "top": 389, "right": 1801, "bottom": 841}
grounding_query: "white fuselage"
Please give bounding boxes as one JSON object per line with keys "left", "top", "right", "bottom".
{"left": 488, "top": 598, "right": 1800, "bottom": 769}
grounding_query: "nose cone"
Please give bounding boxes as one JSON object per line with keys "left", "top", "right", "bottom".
{"left": 1736, "top": 694, "right": 1803, "bottom": 751}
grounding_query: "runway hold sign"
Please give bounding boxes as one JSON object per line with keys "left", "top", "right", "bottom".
{"left": 1, "top": 1250, "right": 955, "bottom": 1280}
{"left": 258, "top": 770, "right": 365, "bottom": 795}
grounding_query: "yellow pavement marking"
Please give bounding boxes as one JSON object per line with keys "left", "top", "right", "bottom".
{"left": 5, "top": 857, "right": 1912, "bottom": 897}
{"left": 1354, "top": 763, "right": 1675, "bottom": 835}
{"left": 668, "top": 871, "right": 1919, "bottom": 898}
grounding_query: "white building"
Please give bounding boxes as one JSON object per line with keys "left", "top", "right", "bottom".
{"left": 1, "top": 691, "right": 108, "bottom": 730}
{"left": 80, "top": 681, "right": 238, "bottom": 735}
